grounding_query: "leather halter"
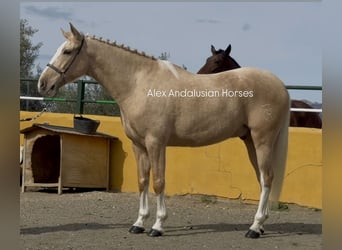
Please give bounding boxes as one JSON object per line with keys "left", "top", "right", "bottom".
{"left": 47, "top": 38, "right": 84, "bottom": 76}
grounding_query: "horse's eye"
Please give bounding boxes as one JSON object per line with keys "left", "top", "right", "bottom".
{"left": 63, "top": 50, "right": 72, "bottom": 55}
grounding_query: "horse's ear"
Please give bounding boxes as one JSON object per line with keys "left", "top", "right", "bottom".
{"left": 224, "top": 44, "right": 232, "bottom": 57}
{"left": 211, "top": 45, "right": 216, "bottom": 55}
{"left": 69, "top": 23, "right": 83, "bottom": 41}
{"left": 61, "top": 28, "right": 71, "bottom": 40}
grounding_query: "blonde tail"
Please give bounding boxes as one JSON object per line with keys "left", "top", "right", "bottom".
{"left": 269, "top": 109, "right": 290, "bottom": 207}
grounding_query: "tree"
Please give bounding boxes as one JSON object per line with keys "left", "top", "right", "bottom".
{"left": 158, "top": 52, "right": 187, "bottom": 70}
{"left": 20, "top": 19, "right": 44, "bottom": 111}
{"left": 47, "top": 74, "right": 120, "bottom": 116}
{"left": 20, "top": 19, "right": 42, "bottom": 78}
{"left": 158, "top": 52, "right": 170, "bottom": 60}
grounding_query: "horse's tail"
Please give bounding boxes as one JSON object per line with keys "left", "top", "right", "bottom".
{"left": 269, "top": 107, "right": 290, "bottom": 207}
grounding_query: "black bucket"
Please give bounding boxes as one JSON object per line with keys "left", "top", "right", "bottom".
{"left": 73, "top": 116, "right": 100, "bottom": 134}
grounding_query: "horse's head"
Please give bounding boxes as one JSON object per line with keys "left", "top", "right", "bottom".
{"left": 38, "top": 23, "right": 87, "bottom": 97}
{"left": 197, "top": 44, "right": 241, "bottom": 74}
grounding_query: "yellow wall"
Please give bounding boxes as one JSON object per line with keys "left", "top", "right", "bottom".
{"left": 20, "top": 111, "right": 322, "bottom": 208}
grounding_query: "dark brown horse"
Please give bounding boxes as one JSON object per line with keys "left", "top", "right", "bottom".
{"left": 198, "top": 45, "right": 240, "bottom": 73}
{"left": 198, "top": 45, "right": 322, "bottom": 128}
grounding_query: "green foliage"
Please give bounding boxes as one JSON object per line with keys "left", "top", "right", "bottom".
{"left": 200, "top": 195, "right": 217, "bottom": 205}
{"left": 20, "top": 19, "right": 42, "bottom": 79}
{"left": 270, "top": 201, "right": 289, "bottom": 211}
{"left": 48, "top": 81, "right": 120, "bottom": 116}
{"left": 158, "top": 52, "right": 188, "bottom": 70}
{"left": 20, "top": 19, "right": 44, "bottom": 112}
{"left": 82, "top": 84, "right": 120, "bottom": 116}
{"left": 158, "top": 52, "right": 170, "bottom": 60}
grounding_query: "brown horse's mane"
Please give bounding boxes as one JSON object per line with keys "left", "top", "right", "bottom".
{"left": 85, "top": 34, "right": 157, "bottom": 61}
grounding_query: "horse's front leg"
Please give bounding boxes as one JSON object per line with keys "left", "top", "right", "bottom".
{"left": 147, "top": 140, "right": 167, "bottom": 237}
{"left": 129, "top": 143, "right": 151, "bottom": 234}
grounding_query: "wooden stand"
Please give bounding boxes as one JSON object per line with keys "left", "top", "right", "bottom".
{"left": 21, "top": 123, "right": 117, "bottom": 194}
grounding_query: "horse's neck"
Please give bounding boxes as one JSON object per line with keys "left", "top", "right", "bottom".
{"left": 86, "top": 38, "right": 156, "bottom": 103}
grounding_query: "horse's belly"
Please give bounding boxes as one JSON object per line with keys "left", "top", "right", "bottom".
{"left": 167, "top": 136, "right": 231, "bottom": 147}
{"left": 167, "top": 123, "right": 248, "bottom": 147}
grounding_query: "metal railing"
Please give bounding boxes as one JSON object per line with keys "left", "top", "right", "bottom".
{"left": 20, "top": 79, "right": 322, "bottom": 115}
{"left": 285, "top": 85, "right": 322, "bottom": 113}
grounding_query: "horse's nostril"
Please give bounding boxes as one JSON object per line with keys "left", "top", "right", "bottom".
{"left": 39, "top": 80, "right": 46, "bottom": 91}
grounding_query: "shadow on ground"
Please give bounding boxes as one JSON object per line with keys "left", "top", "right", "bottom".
{"left": 21, "top": 221, "right": 321, "bottom": 238}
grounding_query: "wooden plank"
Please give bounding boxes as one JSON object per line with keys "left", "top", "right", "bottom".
{"left": 106, "top": 138, "right": 110, "bottom": 191}
{"left": 61, "top": 134, "right": 108, "bottom": 188}
{"left": 24, "top": 183, "right": 59, "bottom": 187}
{"left": 21, "top": 136, "right": 27, "bottom": 193}
{"left": 58, "top": 135, "right": 63, "bottom": 195}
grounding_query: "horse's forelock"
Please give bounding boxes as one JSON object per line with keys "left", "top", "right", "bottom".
{"left": 215, "top": 49, "right": 225, "bottom": 55}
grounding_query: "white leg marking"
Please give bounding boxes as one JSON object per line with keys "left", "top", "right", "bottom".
{"left": 151, "top": 192, "right": 167, "bottom": 232}
{"left": 250, "top": 176, "right": 270, "bottom": 233}
{"left": 133, "top": 185, "right": 149, "bottom": 228}
{"left": 20, "top": 145, "right": 24, "bottom": 164}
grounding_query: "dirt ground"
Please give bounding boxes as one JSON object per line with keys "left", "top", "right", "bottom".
{"left": 20, "top": 190, "right": 321, "bottom": 250}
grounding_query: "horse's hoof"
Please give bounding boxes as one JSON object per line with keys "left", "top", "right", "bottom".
{"left": 260, "top": 228, "right": 265, "bottom": 235}
{"left": 129, "top": 226, "right": 145, "bottom": 234}
{"left": 148, "top": 229, "right": 163, "bottom": 237}
{"left": 245, "top": 229, "right": 260, "bottom": 239}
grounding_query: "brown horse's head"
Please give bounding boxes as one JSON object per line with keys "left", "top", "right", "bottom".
{"left": 197, "top": 44, "right": 241, "bottom": 74}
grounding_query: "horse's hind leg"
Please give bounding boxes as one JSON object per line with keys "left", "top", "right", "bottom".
{"left": 242, "top": 132, "right": 260, "bottom": 182}
{"left": 129, "top": 143, "right": 151, "bottom": 234}
{"left": 242, "top": 133, "right": 265, "bottom": 234}
{"left": 245, "top": 132, "right": 275, "bottom": 239}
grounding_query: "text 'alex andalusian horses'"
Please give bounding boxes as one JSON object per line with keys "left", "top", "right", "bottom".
{"left": 38, "top": 23, "right": 290, "bottom": 238}
{"left": 198, "top": 44, "right": 322, "bottom": 128}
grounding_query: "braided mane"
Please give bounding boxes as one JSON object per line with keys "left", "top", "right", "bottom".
{"left": 85, "top": 34, "right": 157, "bottom": 60}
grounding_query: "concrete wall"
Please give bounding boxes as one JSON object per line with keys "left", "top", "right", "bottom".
{"left": 20, "top": 111, "right": 322, "bottom": 208}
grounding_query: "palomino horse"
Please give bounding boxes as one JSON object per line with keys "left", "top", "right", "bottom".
{"left": 38, "top": 23, "right": 290, "bottom": 238}
{"left": 198, "top": 44, "right": 322, "bottom": 128}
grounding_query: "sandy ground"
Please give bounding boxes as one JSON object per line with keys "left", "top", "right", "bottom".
{"left": 20, "top": 190, "right": 321, "bottom": 250}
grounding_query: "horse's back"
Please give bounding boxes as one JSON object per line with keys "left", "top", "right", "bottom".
{"left": 202, "top": 67, "right": 289, "bottom": 107}
{"left": 167, "top": 67, "right": 289, "bottom": 146}
{"left": 218, "top": 67, "right": 286, "bottom": 89}
{"left": 203, "top": 67, "right": 290, "bottom": 130}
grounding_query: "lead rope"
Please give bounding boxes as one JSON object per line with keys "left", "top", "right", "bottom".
{"left": 20, "top": 102, "right": 52, "bottom": 122}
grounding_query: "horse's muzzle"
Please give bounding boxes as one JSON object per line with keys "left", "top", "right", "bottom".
{"left": 38, "top": 79, "right": 56, "bottom": 97}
